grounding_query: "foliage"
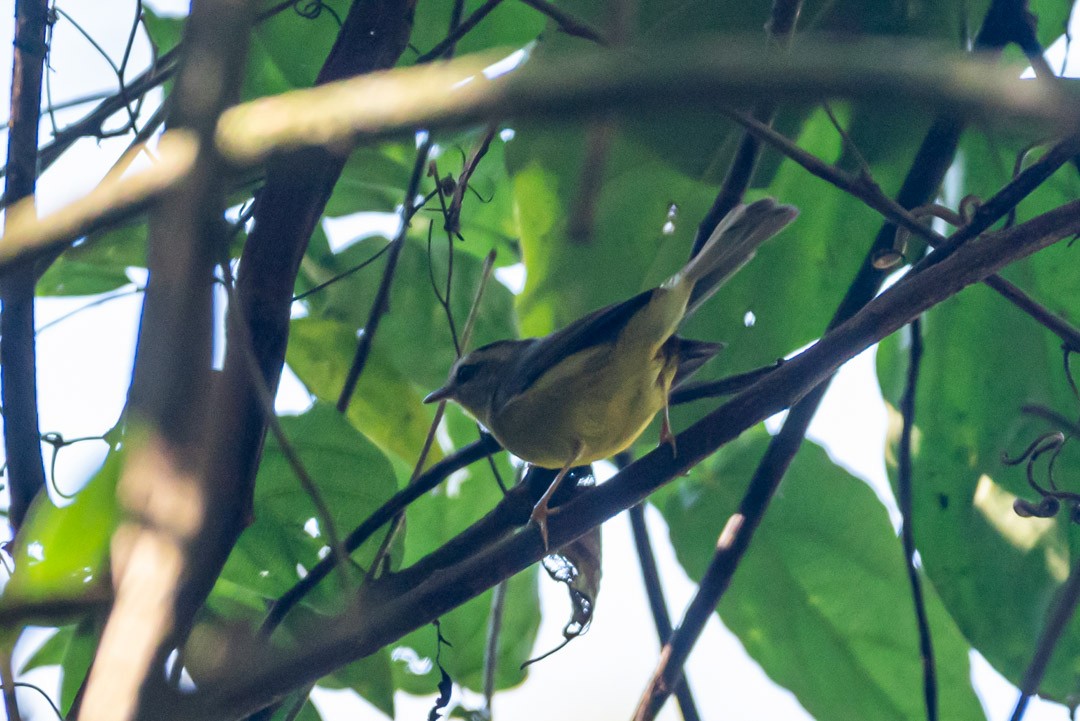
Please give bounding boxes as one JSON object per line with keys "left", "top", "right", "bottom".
{"left": 3, "top": 0, "right": 1080, "bottom": 720}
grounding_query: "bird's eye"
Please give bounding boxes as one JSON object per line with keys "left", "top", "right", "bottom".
{"left": 454, "top": 363, "right": 480, "bottom": 385}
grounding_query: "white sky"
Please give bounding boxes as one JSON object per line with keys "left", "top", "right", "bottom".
{"left": 2, "top": 2, "right": 1078, "bottom": 720}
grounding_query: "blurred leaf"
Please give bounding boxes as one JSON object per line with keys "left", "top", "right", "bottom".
{"left": 141, "top": 7, "right": 184, "bottom": 55}
{"left": 392, "top": 405, "right": 539, "bottom": 695}
{"left": 59, "top": 618, "right": 100, "bottom": 715}
{"left": 37, "top": 223, "right": 145, "bottom": 296}
{"left": 1, "top": 450, "right": 121, "bottom": 609}
{"left": 657, "top": 428, "right": 986, "bottom": 721}
{"left": 19, "top": 626, "right": 73, "bottom": 674}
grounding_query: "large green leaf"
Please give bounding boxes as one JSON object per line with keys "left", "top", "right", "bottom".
{"left": 220, "top": 403, "right": 399, "bottom": 602}
{"left": 392, "top": 404, "right": 540, "bottom": 695}
{"left": 285, "top": 316, "right": 439, "bottom": 467}
{"left": 877, "top": 279, "right": 1080, "bottom": 702}
{"left": 657, "top": 428, "right": 986, "bottom": 721}
{"left": 213, "top": 405, "right": 398, "bottom": 714}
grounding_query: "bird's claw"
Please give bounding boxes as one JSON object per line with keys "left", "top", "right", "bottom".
{"left": 530, "top": 500, "right": 552, "bottom": 551}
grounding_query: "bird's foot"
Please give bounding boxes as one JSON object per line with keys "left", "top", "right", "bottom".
{"left": 530, "top": 499, "right": 552, "bottom": 551}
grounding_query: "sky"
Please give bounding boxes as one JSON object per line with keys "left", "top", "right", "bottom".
{"left": 1, "top": 2, "right": 1078, "bottom": 720}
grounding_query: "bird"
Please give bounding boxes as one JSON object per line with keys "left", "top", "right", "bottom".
{"left": 424, "top": 198, "right": 798, "bottom": 548}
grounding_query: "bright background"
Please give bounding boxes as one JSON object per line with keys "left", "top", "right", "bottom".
{"left": 1, "top": 2, "right": 1078, "bottom": 719}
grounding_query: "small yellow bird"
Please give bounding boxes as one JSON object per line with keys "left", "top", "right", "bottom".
{"left": 425, "top": 198, "right": 798, "bottom": 547}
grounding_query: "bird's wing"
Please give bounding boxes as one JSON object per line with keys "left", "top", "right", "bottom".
{"left": 497, "top": 288, "right": 655, "bottom": 404}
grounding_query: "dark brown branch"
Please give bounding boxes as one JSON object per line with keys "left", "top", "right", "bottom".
{"left": 628, "top": 503, "right": 702, "bottom": 721}
{"left": 690, "top": 0, "right": 802, "bottom": 255}
{"left": 1, "top": 0, "right": 50, "bottom": 532}
{"left": 181, "top": 202, "right": 1080, "bottom": 720}
{"left": 192, "top": 0, "right": 417, "bottom": 659}
{"left": 1009, "top": 556, "right": 1080, "bottom": 721}
{"left": 261, "top": 434, "right": 501, "bottom": 633}
{"left": 898, "top": 319, "right": 937, "bottom": 721}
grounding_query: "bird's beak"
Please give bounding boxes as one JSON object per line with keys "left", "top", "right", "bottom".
{"left": 424, "top": 384, "right": 454, "bottom": 404}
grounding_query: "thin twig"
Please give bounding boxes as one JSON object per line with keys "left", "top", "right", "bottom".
{"left": 898, "top": 318, "right": 937, "bottom": 721}
{"left": 516, "top": 0, "right": 607, "bottom": 44}
{"left": 218, "top": 258, "right": 356, "bottom": 591}
{"left": 482, "top": 579, "right": 508, "bottom": 714}
{"left": 415, "top": 0, "right": 505, "bottom": 63}
{"left": 690, "top": 0, "right": 802, "bottom": 255}
{"left": 1009, "top": 557, "right": 1080, "bottom": 721}
{"left": 0, "top": 646, "right": 21, "bottom": 721}
{"left": 726, "top": 108, "right": 1080, "bottom": 351}
{"left": 336, "top": 136, "right": 432, "bottom": 412}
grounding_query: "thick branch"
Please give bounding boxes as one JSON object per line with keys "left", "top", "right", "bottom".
{"left": 2, "top": 0, "right": 50, "bottom": 531}
{"left": 78, "top": 0, "right": 257, "bottom": 719}
{"left": 2, "top": 37, "right": 1076, "bottom": 274}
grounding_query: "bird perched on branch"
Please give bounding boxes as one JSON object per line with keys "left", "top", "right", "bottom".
{"left": 425, "top": 198, "right": 799, "bottom": 548}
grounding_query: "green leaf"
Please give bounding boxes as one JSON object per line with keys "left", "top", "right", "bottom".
{"left": 60, "top": 618, "right": 101, "bottom": 716}
{"left": 220, "top": 403, "right": 399, "bottom": 605}
{"left": 657, "top": 428, "right": 986, "bottom": 721}
{"left": 407, "top": 0, "right": 544, "bottom": 64}
{"left": 285, "top": 317, "right": 440, "bottom": 466}
{"left": 18, "top": 626, "right": 74, "bottom": 673}
{"left": 1, "top": 450, "right": 122, "bottom": 610}
{"left": 295, "top": 232, "right": 518, "bottom": 396}
{"left": 141, "top": 7, "right": 184, "bottom": 55}
{"left": 37, "top": 223, "right": 146, "bottom": 296}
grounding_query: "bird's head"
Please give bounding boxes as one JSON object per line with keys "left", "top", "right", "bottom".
{"left": 424, "top": 339, "right": 526, "bottom": 420}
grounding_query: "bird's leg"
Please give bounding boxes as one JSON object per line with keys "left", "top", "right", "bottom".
{"left": 659, "top": 372, "right": 677, "bottom": 457}
{"left": 530, "top": 442, "right": 583, "bottom": 551}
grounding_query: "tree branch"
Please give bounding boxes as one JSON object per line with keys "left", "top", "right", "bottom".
{"left": 2, "top": 0, "right": 50, "bottom": 532}
{"left": 3, "top": 37, "right": 1076, "bottom": 275}
{"left": 79, "top": 0, "right": 257, "bottom": 717}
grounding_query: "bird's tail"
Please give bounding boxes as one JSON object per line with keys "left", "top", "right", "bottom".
{"left": 669, "top": 198, "right": 799, "bottom": 318}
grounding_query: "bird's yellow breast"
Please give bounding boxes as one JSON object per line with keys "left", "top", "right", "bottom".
{"left": 487, "top": 341, "right": 676, "bottom": 468}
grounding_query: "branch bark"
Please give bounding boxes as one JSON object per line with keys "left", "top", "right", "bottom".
{"left": 2, "top": 0, "right": 50, "bottom": 532}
